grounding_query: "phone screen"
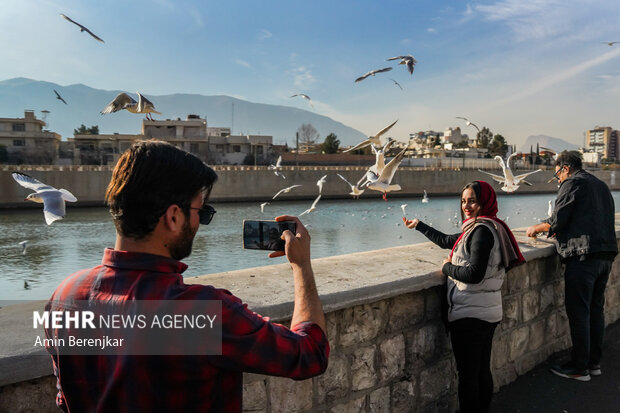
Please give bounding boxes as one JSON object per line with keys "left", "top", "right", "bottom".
{"left": 243, "top": 220, "right": 297, "bottom": 251}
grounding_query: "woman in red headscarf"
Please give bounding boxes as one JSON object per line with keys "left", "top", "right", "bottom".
{"left": 404, "top": 181, "right": 524, "bottom": 413}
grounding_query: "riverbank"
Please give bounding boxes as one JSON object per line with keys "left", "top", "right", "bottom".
{"left": 3, "top": 166, "right": 616, "bottom": 207}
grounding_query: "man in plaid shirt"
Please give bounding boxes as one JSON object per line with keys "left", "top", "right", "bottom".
{"left": 44, "top": 140, "right": 329, "bottom": 412}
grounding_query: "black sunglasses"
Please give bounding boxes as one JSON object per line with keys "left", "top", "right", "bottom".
{"left": 187, "top": 204, "right": 216, "bottom": 225}
{"left": 553, "top": 165, "right": 566, "bottom": 181}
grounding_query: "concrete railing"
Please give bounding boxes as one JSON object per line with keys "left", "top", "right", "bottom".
{"left": 1, "top": 220, "right": 620, "bottom": 412}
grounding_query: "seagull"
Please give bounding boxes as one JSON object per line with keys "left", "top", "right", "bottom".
{"left": 260, "top": 202, "right": 269, "bottom": 213}
{"left": 336, "top": 173, "right": 366, "bottom": 199}
{"left": 316, "top": 175, "right": 327, "bottom": 194}
{"left": 12, "top": 172, "right": 77, "bottom": 225}
{"left": 355, "top": 67, "right": 393, "bottom": 83}
{"left": 389, "top": 79, "right": 403, "bottom": 90}
{"left": 422, "top": 190, "right": 429, "bottom": 203}
{"left": 19, "top": 240, "right": 28, "bottom": 255}
{"left": 386, "top": 55, "right": 417, "bottom": 74}
{"left": 344, "top": 120, "right": 398, "bottom": 153}
{"left": 299, "top": 194, "right": 322, "bottom": 216}
{"left": 477, "top": 152, "right": 542, "bottom": 193}
{"left": 400, "top": 204, "right": 407, "bottom": 218}
{"left": 456, "top": 116, "right": 481, "bottom": 133}
{"left": 369, "top": 139, "right": 396, "bottom": 177}
{"left": 601, "top": 41, "right": 620, "bottom": 46}
{"left": 101, "top": 92, "right": 161, "bottom": 120}
{"left": 272, "top": 184, "right": 302, "bottom": 200}
{"left": 290, "top": 94, "right": 314, "bottom": 109}
{"left": 54, "top": 89, "right": 67, "bottom": 105}
{"left": 60, "top": 13, "right": 105, "bottom": 43}
{"left": 268, "top": 155, "right": 285, "bottom": 179}
{"left": 547, "top": 200, "right": 554, "bottom": 218}
{"left": 365, "top": 147, "right": 407, "bottom": 200}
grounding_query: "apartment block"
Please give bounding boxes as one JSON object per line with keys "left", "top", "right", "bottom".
{"left": 586, "top": 126, "right": 619, "bottom": 160}
{"left": 0, "top": 110, "right": 60, "bottom": 164}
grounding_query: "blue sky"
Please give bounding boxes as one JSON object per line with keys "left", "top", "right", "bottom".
{"left": 1, "top": 0, "right": 619, "bottom": 148}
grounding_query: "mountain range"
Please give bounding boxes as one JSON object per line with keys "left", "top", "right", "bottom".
{"left": 518, "top": 134, "right": 580, "bottom": 154}
{"left": 0, "top": 78, "right": 366, "bottom": 146}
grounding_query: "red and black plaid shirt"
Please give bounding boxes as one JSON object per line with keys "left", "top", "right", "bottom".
{"left": 45, "top": 248, "right": 329, "bottom": 412}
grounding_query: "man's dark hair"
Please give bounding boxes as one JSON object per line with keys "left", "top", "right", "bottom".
{"left": 555, "top": 150, "right": 582, "bottom": 170}
{"left": 105, "top": 139, "right": 218, "bottom": 239}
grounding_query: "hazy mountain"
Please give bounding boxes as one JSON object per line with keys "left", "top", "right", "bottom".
{"left": 0, "top": 77, "right": 366, "bottom": 146}
{"left": 519, "top": 134, "right": 580, "bottom": 154}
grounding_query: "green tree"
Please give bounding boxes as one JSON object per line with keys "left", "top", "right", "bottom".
{"left": 321, "top": 133, "right": 340, "bottom": 154}
{"left": 73, "top": 124, "right": 99, "bottom": 135}
{"left": 476, "top": 127, "right": 492, "bottom": 148}
{"left": 488, "top": 134, "right": 508, "bottom": 157}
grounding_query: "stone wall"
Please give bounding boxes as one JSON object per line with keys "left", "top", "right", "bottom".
{"left": 1, "top": 232, "right": 620, "bottom": 412}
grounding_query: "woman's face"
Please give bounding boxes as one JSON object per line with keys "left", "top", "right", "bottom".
{"left": 461, "top": 187, "right": 481, "bottom": 219}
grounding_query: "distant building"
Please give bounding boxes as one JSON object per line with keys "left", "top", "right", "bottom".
{"left": 586, "top": 126, "right": 618, "bottom": 160}
{"left": 443, "top": 127, "right": 467, "bottom": 144}
{"left": 0, "top": 110, "right": 60, "bottom": 164}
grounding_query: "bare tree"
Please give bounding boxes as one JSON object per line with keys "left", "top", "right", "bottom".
{"left": 297, "top": 123, "right": 319, "bottom": 153}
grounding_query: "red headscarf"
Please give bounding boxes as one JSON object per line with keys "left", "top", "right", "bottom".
{"left": 451, "top": 180, "right": 525, "bottom": 269}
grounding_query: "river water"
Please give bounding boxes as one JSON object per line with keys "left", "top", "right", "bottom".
{"left": 2, "top": 192, "right": 619, "bottom": 300}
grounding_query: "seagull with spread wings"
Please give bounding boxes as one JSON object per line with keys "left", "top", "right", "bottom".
{"left": 386, "top": 55, "right": 417, "bottom": 74}
{"left": 272, "top": 184, "right": 302, "bottom": 200}
{"left": 290, "top": 94, "right": 314, "bottom": 109}
{"left": 344, "top": 120, "right": 398, "bottom": 153}
{"left": 355, "top": 67, "right": 393, "bottom": 83}
{"left": 54, "top": 89, "right": 67, "bottom": 105}
{"left": 299, "top": 194, "right": 321, "bottom": 216}
{"left": 365, "top": 147, "right": 407, "bottom": 200}
{"left": 101, "top": 92, "right": 161, "bottom": 120}
{"left": 336, "top": 173, "right": 366, "bottom": 199}
{"left": 456, "top": 116, "right": 481, "bottom": 133}
{"left": 268, "top": 155, "right": 286, "bottom": 179}
{"left": 601, "top": 41, "right": 620, "bottom": 46}
{"left": 60, "top": 14, "right": 104, "bottom": 43}
{"left": 316, "top": 175, "right": 327, "bottom": 194}
{"left": 12, "top": 172, "right": 77, "bottom": 225}
{"left": 478, "top": 152, "right": 542, "bottom": 193}
{"left": 389, "top": 79, "right": 403, "bottom": 90}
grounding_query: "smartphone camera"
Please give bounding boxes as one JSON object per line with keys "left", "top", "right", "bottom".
{"left": 242, "top": 220, "right": 297, "bottom": 251}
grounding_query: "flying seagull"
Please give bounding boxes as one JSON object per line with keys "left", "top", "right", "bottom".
{"left": 54, "top": 89, "right": 67, "bottom": 105}
{"left": 344, "top": 119, "right": 398, "bottom": 153}
{"left": 316, "top": 175, "right": 327, "bottom": 194}
{"left": 260, "top": 202, "right": 270, "bottom": 213}
{"left": 456, "top": 116, "right": 481, "bottom": 133}
{"left": 422, "top": 190, "right": 429, "bottom": 203}
{"left": 365, "top": 147, "right": 407, "bottom": 200}
{"left": 290, "top": 94, "right": 314, "bottom": 109}
{"left": 268, "top": 155, "right": 285, "bottom": 179}
{"left": 60, "top": 14, "right": 104, "bottom": 43}
{"left": 299, "top": 194, "right": 321, "bottom": 216}
{"left": 386, "top": 55, "right": 417, "bottom": 75}
{"left": 19, "top": 240, "right": 28, "bottom": 255}
{"left": 11, "top": 172, "right": 78, "bottom": 225}
{"left": 369, "top": 139, "right": 396, "bottom": 177}
{"left": 101, "top": 92, "right": 161, "bottom": 120}
{"left": 355, "top": 67, "right": 393, "bottom": 83}
{"left": 400, "top": 204, "right": 407, "bottom": 218}
{"left": 272, "top": 184, "right": 302, "bottom": 200}
{"left": 336, "top": 173, "right": 366, "bottom": 199}
{"left": 601, "top": 41, "right": 620, "bottom": 46}
{"left": 389, "top": 79, "right": 403, "bottom": 90}
{"left": 477, "top": 153, "right": 542, "bottom": 193}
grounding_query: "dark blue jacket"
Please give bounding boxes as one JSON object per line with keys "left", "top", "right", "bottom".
{"left": 545, "top": 170, "right": 617, "bottom": 259}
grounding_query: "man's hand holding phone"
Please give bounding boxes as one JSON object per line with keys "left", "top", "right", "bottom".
{"left": 268, "top": 216, "right": 311, "bottom": 268}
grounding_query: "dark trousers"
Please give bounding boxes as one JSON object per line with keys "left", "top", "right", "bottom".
{"left": 449, "top": 318, "right": 498, "bottom": 413}
{"left": 564, "top": 257, "right": 612, "bottom": 370}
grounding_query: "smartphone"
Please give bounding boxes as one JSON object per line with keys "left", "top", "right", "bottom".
{"left": 242, "top": 220, "right": 297, "bottom": 251}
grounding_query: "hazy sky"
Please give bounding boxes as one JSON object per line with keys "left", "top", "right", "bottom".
{"left": 1, "top": 0, "right": 619, "bottom": 148}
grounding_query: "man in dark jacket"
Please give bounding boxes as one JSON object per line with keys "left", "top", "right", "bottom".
{"left": 527, "top": 151, "right": 617, "bottom": 381}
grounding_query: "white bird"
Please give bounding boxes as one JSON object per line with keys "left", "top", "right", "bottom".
{"left": 19, "top": 240, "right": 28, "bottom": 255}
{"left": 299, "top": 194, "right": 321, "bottom": 216}
{"left": 601, "top": 41, "right": 620, "bottom": 46}
{"left": 344, "top": 120, "right": 398, "bottom": 153}
{"left": 290, "top": 94, "right": 314, "bottom": 109}
{"left": 386, "top": 55, "right": 417, "bottom": 74}
{"left": 355, "top": 67, "right": 393, "bottom": 83}
{"left": 422, "top": 190, "right": 429, "bottom": 203}
{"left": 365, "top": 147, "right": 407, "bottom": 200}
{"left": 456, "top": 116, "right": 481, "bottom": 133}
{"left": 547, "top": 200, "right": 554, "bottom": 218}
{"left": 260, "top": 202, "right": 269, "bottom": 213}
{"left": 12, "top": 172, "right": 77, "bottom": 225}
{"left": 400, "top": 204, "right": 407, "bottom": 218}
{"left": 268, "top": 155, "right": 286, "bottom": 179}
{"left": 477, "top": 152, "right": 542, "bottom": 193}
{"left": 369, "top": 139, "right": 396, "bottom": 177}
{"left": 336, "top": 173, "right": 366, "bottom": 199}
{"left": 60, "top": 13, "right": 104, "bottom": 43}
{"left": 101, "top": 92, "right": 161, "bottom": 120}
{"left": 272, "top": 184, "right": 302, "bottom": 200}
{"left": 316, "top": 175, "right": 327, "bottom": 194}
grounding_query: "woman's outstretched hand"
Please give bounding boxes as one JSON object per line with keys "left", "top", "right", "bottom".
{"left": 403, "top": 217, "right": 419, "bottom": 229}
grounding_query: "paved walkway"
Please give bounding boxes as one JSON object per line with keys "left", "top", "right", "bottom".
{"left": 491, "top": 319, "right": 620, "bottom": 413}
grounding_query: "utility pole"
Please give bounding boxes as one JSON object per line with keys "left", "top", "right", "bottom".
{"left": 296, "top": 132, "right": 299, "bottom": 167}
